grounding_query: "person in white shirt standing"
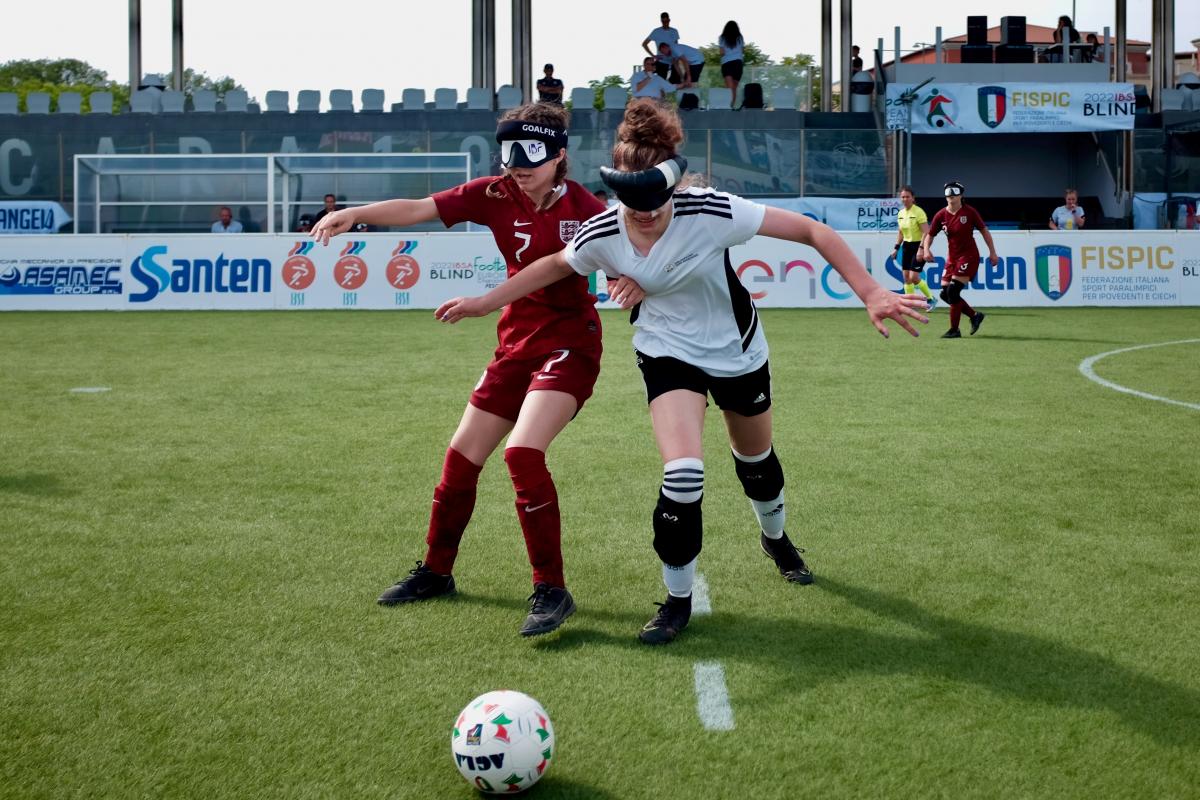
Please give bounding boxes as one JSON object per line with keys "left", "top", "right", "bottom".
{"left": 631, "top": 56, "right": 677, "bottom": 100}
{"left": 1048, "top": 189, "right": 1086, "bottom": 230}
{"left": 435, "top": 99, "right": 929, "bottom": 646}
{"left": 642, "top": 11, "right": 680, "bottom": 79}
{"left": 210, "top": 206, "right": 243, "bottom": 233}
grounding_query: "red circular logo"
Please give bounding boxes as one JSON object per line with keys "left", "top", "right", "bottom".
{"left": 334, "top": 256, "right": 368, "bottom": 290}
{"left": 387, "top": 255, "right": 420, "bottom": 290}
{"left": 282, "top": 256, "right": 316, "bottom": 290}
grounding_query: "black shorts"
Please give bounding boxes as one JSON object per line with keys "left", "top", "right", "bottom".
{"left": 635, "top": 350, "right": 772, "bottom": 417}
{"left": 654, "top": 61, "right": 671, "bottom": 79}
{"left": 899, "top": 241, "right": 926, "bottom": 271}
{"left": 721, "top": 60, "right": 744, "bottom": 81}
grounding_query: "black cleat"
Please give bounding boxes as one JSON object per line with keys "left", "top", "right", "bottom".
{"left": 519, "top": 583, "right": 576, "bottom": 637}
{"left": 639, "top": 594, "right": 692, "bottom": 645}
{"left": 941, "top": 328, "right": 962, "bottom": 339}
{"left": 378, "top": 561, "right": 456, "bottom": 606}
{"left": 969, "top": 312, "right": 986, "bottom": 335}
{"left": 760, "top": 532, "right": 814, "bottom": 584}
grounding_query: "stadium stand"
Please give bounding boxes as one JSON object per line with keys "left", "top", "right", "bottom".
{"left": 0, "top": 92, "right": 17, "bottom": 114}
{"left": 360, "top": 89, "right": 384, "bottom": 112}
{"left": 434, "top": 88, "right": 458, "bottom": 110}
{"left": 223, "top": 89, "right": 248, "bottom": 112}
{"left": 265, "top": 91, "right": 290, "bottom": 113}
{"left": 401, "top": 88, "right": 426, "bottom": 111}
{"left": 708, "top": 87, "right": 732, "bottom": 109}
{"left": 497, "top": 85, "right": 522, "bottom": 110}
{"left": 466, "top": 87, "right": 493, "bottom": 110}
{"left": 57, "top": 92, "right": 82, "bottom": 114}
{"left": 130, "top": 89, "right": 159, "bottom": 113}
{"left": 602, "top": 86, "right": 627, "bottom": 110}
{"left": 161, "top": 91, "right": 186, "bottom": 113}
{"left": 296, "top": 90, "right": 321, "bottom": 112}
{"left": 569, "top": 87, "right": 595, "bottom": 109}
{"left": 329, "top": 90, "right": 353, "bottom": 112}
{"left": 89, "top": 91, "right": 114, "bottom": 114}
{"left": 26, "top": 92, "right": 51, "bottom": 114}
{"left": 192, "top": 90, "right": 217, "bottom": 112}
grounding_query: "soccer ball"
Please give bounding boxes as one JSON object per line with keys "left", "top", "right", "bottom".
{"left": 451, "top": 690, "right": 555, "bottom": 794}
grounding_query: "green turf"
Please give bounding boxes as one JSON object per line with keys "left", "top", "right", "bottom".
{"left": 1, "top": 307, "right": 1198, "bottom": 799}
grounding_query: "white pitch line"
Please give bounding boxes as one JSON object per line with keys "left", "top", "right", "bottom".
{"left": 693, "top": 662, "right": 735, "bottom": 731}
{"left": 1078, "top": 339, "right": 1200, "bottom": 412}
{"left": 69, "top": 387, "right": 111, "bottom": 393}
{"left": 692, "top": 572, "right": 711, "bottom": 616}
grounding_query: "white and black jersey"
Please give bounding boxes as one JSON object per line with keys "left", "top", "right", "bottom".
{"left": 564, "top": 188, "right": 768, "bottom": 377}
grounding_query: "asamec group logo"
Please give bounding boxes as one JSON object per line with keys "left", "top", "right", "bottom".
{"left": 129, "top": 245, "right": 271, "bottom": 303}
{"left": 282, "top": 241, "right": 317, "bottom": 291}
{"left": 0, "top": 260, "right": 122, "bottom": 295}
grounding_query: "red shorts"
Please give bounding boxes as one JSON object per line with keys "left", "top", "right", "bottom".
{"left": 942, "top": 254, "right": 980, "bottom": 282}
{"left": 469, "top": 346, "right": 602, "bottom": 422}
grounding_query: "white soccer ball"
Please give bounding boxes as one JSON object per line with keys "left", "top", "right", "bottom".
{"left": 451, "top": 690, "right": 555, "bottom": 794}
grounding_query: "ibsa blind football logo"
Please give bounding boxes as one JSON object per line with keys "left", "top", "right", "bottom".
{"left": 334, "top": 241, "right": 368, "bottom": 290}
{"left": 387, "top": 241, "right": 420, "bottom": 290}
{"left": 281, "top": 241, "right": 316, "bottom": 291}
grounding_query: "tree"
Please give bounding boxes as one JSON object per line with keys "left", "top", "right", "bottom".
{"left": 0, "top": 58, "right": 129, "bottom": 113}
{"left": 581, "top": 75, "right": 626, "bottom": 110}
{"left": 779, "top": 53, "right": 830, "bottom": 111}
{"left": 162, "top": 68, "right": 248, "bottom": 102}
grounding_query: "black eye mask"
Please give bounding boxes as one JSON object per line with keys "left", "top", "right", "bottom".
{"left": 495, "top": 120, "right": 569, "bottom": 168}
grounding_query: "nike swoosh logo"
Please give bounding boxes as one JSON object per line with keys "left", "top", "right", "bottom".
{"left": 535, "top": 374, "right": 555, "bottom": 380}
{"left": 514, "top": 220, "right": 532, "bottom": 227}
{"left": 524, "top": 501, "right": 553, "bottom": 513}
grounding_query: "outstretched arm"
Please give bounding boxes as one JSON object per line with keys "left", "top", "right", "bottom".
{"left": 311, "top": 197, "right": 440, "bottom": 245}
{"left": 758, "top": 207, "right": 928, "bottom": 338}
{"left": 436, "top": 251, "right": 574, "bottom": 323}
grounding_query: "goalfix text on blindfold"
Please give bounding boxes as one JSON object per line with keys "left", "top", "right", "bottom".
{"left": 599, "top": 155, "right": 688, "bottom": 212}
{"left": 495, "top": 120, "right": 569, "bottom": 169}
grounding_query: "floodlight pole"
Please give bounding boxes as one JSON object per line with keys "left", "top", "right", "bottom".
{"left": 171, "top": 0, "right": 184, "bottom": 92}
{"left": 128, "top": 0, "right": 142, "bottom": 92}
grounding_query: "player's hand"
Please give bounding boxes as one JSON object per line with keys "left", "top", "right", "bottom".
{"left": 435, "top": 296, "right": 490, "bottom": 323}
{"left": 608, "top": 276, "right": 644, "bottom": 309}
{"left": 865, "top": 289, "right": 929, "bottom": 339}
{"left": 989, "top": 253, "right": 1000, "bottom": 267}
{"left": 310, "top": 209, "right": 357, "bottom": 246}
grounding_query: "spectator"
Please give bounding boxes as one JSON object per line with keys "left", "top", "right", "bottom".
{"left": 719, "top": 20, "right": 745, "bottom": 104}
{"left": 210, "top": 206, "right": 243, "bottom": 233}
{"left": 537, "top": 64, "right": 564, "bottom": 105}
{"left": 642, "top": 11, "right": 680, "bottom": 79}
{"left": 1083, "top": 32, "right": 1103, "bottom": 63}
{"left": 1048, "top": 189, "right": 1086, "bottom": 230}
{"left": 1048, "top": 15, "right": 1080, "bottom": 63}
{"left": 297, "top": 214, "right": 316, "bottom": 233}
{"left": 632, "top": 56, "right": 677, "bottom": 100}
{"left": 851, "top": 44, "right": 864, "bottom": 73}
{"left": 593, "top": 189, "right": 616, "bottom": 207}
{"left": 661, "top": 42, "right": 705, "bottom": 89}
{"left": 313, "top": 193, "right": 341, "bottom": 225}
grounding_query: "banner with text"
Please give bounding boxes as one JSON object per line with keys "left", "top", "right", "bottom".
{"left": 885, "top": 83, "right": 1136, "bottom": 134}
{"left": 0, "top": 201, "right": 72, "bottom": 234}
{"left": 1, "top": 231, "right": 1198, "bottom": 310}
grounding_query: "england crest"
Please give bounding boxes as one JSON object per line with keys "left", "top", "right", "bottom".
{"left": 977, "top": 86, "right": 1007, "bottom": 129}
{"left": 1035, "top": 244, "right": 1072, "bottom": 300}
{"left": 559, "top": 220, "right": 580, "bottom": 243}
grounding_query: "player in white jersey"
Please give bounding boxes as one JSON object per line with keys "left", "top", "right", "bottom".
{"left": 435, "top": 100, "right": 929, "bottom": 644}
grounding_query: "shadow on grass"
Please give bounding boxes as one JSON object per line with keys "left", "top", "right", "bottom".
{"left": 0, "top": 473, "right": 76, "bottom": 496}
{"left": 523, "top": 776, "right": 622, "bottom": 799}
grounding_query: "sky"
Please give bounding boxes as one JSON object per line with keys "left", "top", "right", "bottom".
{"left": 5, "top": 0, "right": 1197, "bottom": 108}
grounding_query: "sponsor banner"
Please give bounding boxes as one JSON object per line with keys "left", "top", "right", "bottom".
{"left": 760, "top": 197, "right": 901, "bottom": 232}
{"left": 885, "top": 83, "right": 1136, "bottom": 134}
{"left": 1, "top": 231, "right": 1198, "bottom": 311}
{"left": 0, "top": 201, "right": 72, "bottom": 234}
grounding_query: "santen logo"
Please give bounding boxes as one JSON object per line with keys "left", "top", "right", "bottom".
{"left": 130, "top": 245, "right": 271, "bottom": 303}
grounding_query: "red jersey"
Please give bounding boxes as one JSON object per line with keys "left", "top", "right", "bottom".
{"left": 433, "top": 177, "right": 606, "bottom": 358}
{"left": 929, "top": 204, "right": 987, "bottom": 264}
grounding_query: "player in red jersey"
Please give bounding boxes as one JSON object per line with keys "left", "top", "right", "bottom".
{"left": 920, "top": 181, "right": 999, "bottom": 338}
{"left": 311, "top": 103, "right": 643, "bottom": 636}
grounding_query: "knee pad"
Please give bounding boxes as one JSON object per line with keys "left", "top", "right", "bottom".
{"left": 652, "top": 491, "right": 703, "bottom": 567}
{"left": 661, "top": 457, "right": 703, "bottom": 503}
{"left": 732, "top": 447, "right": 784, "bottom": 502}
{"left": 941, "top": 281, "right": 964, "bottom": 304}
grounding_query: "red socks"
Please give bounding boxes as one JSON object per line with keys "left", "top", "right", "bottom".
{"left": 423, "top": 447, "right": 483, "bottom": 575}
{"left": 504, "top": 446, "right": 565, "bottom": 588}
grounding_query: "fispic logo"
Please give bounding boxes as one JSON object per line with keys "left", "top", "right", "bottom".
{"left": 334, "top": 241, "right": 368, "bottom": 290}
{"left": 387, "top": 240, "right": 420, "bottom": 290}
{"left": 282, "top": 241, "right": 316, "bottom": 290}
{"left": 1035, "top": 245, "right": 1073, "bottom": 300}
{"left": 129, "top": 245, "right": 271, "bottom": 303}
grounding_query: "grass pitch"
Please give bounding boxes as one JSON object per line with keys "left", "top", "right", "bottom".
{"left": 2, "top": 307, "right": 1198, "bottom": 799}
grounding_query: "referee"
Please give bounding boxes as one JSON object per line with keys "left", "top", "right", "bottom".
{"left": 893, "top": 185, "right": 936, "bottom": 309}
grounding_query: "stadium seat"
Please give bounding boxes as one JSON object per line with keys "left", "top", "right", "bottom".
{"left": 192, "top": 90, "right": 217, "bottom": 112}
{"left": 161, "top": 91, "right": 186, "bottom": 113}
{"left": 26, "top": 92, "right": 51, "bottom": 114}
{"left": 569, "top": 87, "right": 595, "bottom": 109}
{"left": 433, "top": 88, "right": 458, "bottom": 110}
{"left": 401, "top": 88, "right": 426, "bottom": 111}
{"left": 223, "top": 89, "right": 249, "bottom": 112}
{"left": 602, "top": 86, "right": 627, "bottom": 110}
{"left": 296, "top": 90, "right": 320, "bottom": 112}
{"left": 771, "top": 86, "right": 797, "bottom": 110}
{"left": 129, "top": 89, "right": 159, "bottom": 113}
{"left": 360, "top": 88, "right": 384, "bottom": 112}
{"left": 1176, "top": 72, "right": 1200, "bottom": 90}
{"left": 466, "top": 87, "right": 493, "bottom": 110}
{"left": 0, "top": 92, "right": 18, "bottom": 114}
{"left": 1160, "top": 89, "right": 1186, "bottom": 111}
{"left": 708, "top": 87, "right": 733, "bottom": 109}
{"left": 329, "top": 89, "right": 353, "bottom": 112}
{"left": 1186, "top": 89, "right": 1199, "bottom": 112}
{"left": 497, "top": 85, "right": 522, "bottom": 109}
{"left": 57, "top": 92, "right": 82, "bottom": 114}
{"left": 88, "top": 91, "right": 114, "bottom": 114}
{"left": 265, "top": 91, "right": 290, "bottom": 112}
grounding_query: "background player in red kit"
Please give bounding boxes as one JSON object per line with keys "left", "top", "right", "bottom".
{"left": 920, "top": 181, "right": 999, "bottom": 338}
{"left": 311, "top": 102, "right": 642, "bottom": 636}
